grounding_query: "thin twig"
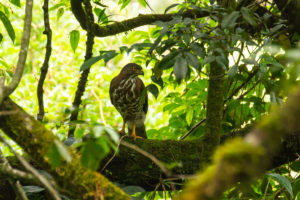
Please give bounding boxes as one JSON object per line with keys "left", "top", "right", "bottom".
{"left": 180, "top": 118, "right": 206, "bottom": 140}
{"left": 37, "top": 0, "right": 53, "bottom": 121}
{"left": 0, "top": 0, "right": 33, "bottom": 105}
{"left": 68, "top": 0, "right": 95, "bottom": 137}
{"left": 120, "top": 141, "right": 172, "bottom": 176}
{"left": 0, "top": 135, "right": 61, "bottom": 200}
{"left": 9, "top": 180, "right": 29, "bottom": 200}
{"left": 100, "top": 135, "right": 126, "bottom": 172}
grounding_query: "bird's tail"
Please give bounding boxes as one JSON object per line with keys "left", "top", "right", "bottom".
{"left": 129, "top": 124, "right": 147, "bottom": 139}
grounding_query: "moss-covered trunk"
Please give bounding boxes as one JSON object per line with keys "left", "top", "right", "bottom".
{"left": 0, "top": 98, "right": 130, "bottom": 200}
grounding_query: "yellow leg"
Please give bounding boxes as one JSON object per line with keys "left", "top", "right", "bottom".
{"left": 131, "top": 124, "right": 142, "bottom": 140}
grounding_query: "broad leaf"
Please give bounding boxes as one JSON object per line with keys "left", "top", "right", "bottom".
{"left": 147, "top": 84, "right": 159, "bottom": 99}
{"left": 174, "top": 55, "right": 188, "bottom": 81}
{"left": 186, "top": 109, "right": 193, "bottom": 126}
{"left": 228, "top": 65, "right": 238, "bottom": 78}
{"left": 70, "top": 30, "right": 80, "bottom": 53}
{"left": 241, "top": 7, "right": 256, "bottom": 26}
{"left": 221, "top": 11, "right": 239, "bottom": 29}
{"left": 81, "top": 140, "right": 109, "bottom": 171}
{"left": 54, "top": 140, "right": 71, "bottom": 162}
{"left": 185, "top": 52, "right": 200, "bottom": 70}
{"left": 0, "top": 11, "right": 15, "bottom": 42}
{"left": 267, "top": 173, "right": 293, "bottom": 197}
{"left": 9, "top": 0, "right": 20, "bottom": 7}
{"left": 57, "top": 7, "right": 64, "bottom": 20}
{"left": 80, "top": 56, "right": 102, "bottom": 71}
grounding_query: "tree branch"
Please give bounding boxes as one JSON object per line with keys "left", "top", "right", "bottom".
{"left": 37, "top": 0, "right": 53, "bottom": 121}
{"left": 68, "top": 0, "right": 95, "bottom": 137}
{"left": 0, "top": 0, "right": 33, "bottom": 105}
{"left": 0, "top": 98, "right": 130, "bottom": 200}
{"left": 70, "top": 0, "right": 210, "bottom": 37}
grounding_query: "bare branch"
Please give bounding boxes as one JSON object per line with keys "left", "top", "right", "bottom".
{"left": 0, "top": 0, "right": 33, "bottom": 105}
{"left": 37, "top": 0, "right": 52, "bottom": 121}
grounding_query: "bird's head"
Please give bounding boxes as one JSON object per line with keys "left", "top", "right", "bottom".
{"left": 120, "top": 63, "right": 144, "bottom": 77}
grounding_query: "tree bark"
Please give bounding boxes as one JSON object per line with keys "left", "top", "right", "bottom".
{"left": 0, "top": 98, "right": 298, "bottom": 193}
{"left": 0, "top": 98, "right": 130, "bottom": 200}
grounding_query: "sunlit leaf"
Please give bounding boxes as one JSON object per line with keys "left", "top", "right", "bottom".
{"left": 49, "top": 3, "right": 64, "bottom": 11}
{"left": 70, "top": 30, "right": 80, "bottom": 53}
{"left": 9, "top": 0, "right": 20, "bottom": 7}
{"left": 0, "top": 11, "right": 15, "bottom": 42}
{"left": 186, "top": 109, "right": 193, "bottom": 126}
{"left": 57, "top": 7, "right": 64, "bottom": 20}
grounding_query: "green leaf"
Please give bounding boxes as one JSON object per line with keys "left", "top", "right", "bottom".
{"left": 221, "top": 11, "right": 239, "bottom": 29}
{"left": 49, "top": 3, "right": 64, "bottom": 11}
{"left": 290, "top": 161, "right": 300, "bottom": 171}
{"left": 54, "top": 140, "right": 71, "bottom": 162}
{"left": 47, "top": 143, "right": 61, "bottom": 168}
{"left": 122, "top": 186, "right": 145, "bottom": 195}
{"left": 0, "top": 11, "right": 15, "bottom": 42}
{"left": 80, "top": 56, "right": 102, "bottom": 71}
{"left": 186, "top": 109, "right": 194, "bottom": 126}
{"left": 241, "top": 7, "right": 256, "bottom": 26}
{"left": 294, "top": 178, "right": 300, "bottom": 197}
{"left": 0, "top": 33, "right": 3, "bottom": 43}
{"left": 216, "top": 56, "right": 228, "bottom": 69}
{"left": 203, "top": 55, "right": 215, "bottom": 65}
{"left": 23, "top": 186, "right": 45, "bottom": 194}
{"left": 184, "top": 52, "right": 201, "bottom": 70}
{"left": 70, "top": 30, "right": 80, "bottom": 53}
{"left": 190, "top": 42, "right": 205, "bottom": 57}
{"left": 267, "top": 173, "right": 293, "bottom": 197}
{"left": 137, "top": 0, "right": 146, "bottom": 7}
{"left": 100, "top": 50, "right": 118, "bottom": 64}
{"left": 9, "top": 0, "right": 20, "bottom": 7}
{"left": 228, "top": 65, "right": 238, "bottom": 78}
{"left": 57, "top": 7, "right": 64, "bottom": 20}
{"left": 174, "top": 55, "right": 188, "bottom": 81}
{"left": 164, "top": 3, "right": 179, "bottom": 14}
{"left": 147, "top": 84, "right": 159, "bottom": 99}
{"left": 158, "top": 51, "right": 180, "bottom": 69}
{"left": 81, "top": 140, "right": 109, "bottom": 171}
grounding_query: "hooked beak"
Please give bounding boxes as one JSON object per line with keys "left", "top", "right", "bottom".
{"left": 136, "top": 69, "right": 144, "bottom": 76}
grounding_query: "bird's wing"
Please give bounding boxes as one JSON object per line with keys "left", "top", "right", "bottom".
{"left": 135, "top": 77, "right": 148, "bottom": 114}
{"left": 109, "top": 76, "right": 118, "bottom": 106}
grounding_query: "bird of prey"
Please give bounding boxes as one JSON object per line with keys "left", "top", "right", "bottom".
{"left": 109, "top": 63, "right": 148, "bottom": 139}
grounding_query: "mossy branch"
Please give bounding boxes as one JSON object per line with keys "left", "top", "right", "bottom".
{"left": 0, "top": 98, "right": 130, "bottom": 200}
{"left": 70, "top": 0, "right": 209, "bottom": 37}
